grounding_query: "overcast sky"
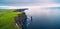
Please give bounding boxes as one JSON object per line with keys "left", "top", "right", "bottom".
{"left": 0, "top": 0, "right": 60, "bottom": 6}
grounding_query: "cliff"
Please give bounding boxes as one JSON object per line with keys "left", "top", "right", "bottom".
{"left": 14, "top": 8, "right": 28, "bottom": 12}
{"left": 14, "top": 12, "right": 27, "bottom": 29}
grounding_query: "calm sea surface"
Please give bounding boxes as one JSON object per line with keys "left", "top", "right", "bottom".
{"left": 24, "top": 7, "right": 60, "bottom": 29}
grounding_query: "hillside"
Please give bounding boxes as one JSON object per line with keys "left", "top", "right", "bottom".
{"left": 0, "top": 9, "right": 22, "bottom": 29}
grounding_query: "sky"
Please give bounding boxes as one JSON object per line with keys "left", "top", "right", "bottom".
{"left": 0, "top": 0, "right": 60, "bottom": 9}
{"left": 0, "top": 0, "right": 60, "bottom": 6}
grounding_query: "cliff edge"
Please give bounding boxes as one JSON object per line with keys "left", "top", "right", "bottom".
{"left": 14, "top": 12, "right": 27, "bottom": 29}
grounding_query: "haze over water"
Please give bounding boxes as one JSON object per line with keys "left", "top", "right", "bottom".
{"left": 25, "top": 7, "right": 60, "bottom": 29}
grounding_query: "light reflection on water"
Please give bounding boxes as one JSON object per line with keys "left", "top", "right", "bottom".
{"left": 24, "top": 7, "right": 60, "bottom": 29}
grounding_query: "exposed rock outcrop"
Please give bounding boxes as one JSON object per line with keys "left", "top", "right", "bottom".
{"left": 14, "top": 12, "right": 27, "bottom": 29}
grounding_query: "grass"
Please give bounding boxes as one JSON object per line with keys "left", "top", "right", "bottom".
{"left": 0, "top": 9, "right": 22, "bottom": 29}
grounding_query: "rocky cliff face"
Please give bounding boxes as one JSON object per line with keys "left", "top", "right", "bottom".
{"left": 14, "top": 8, "right": 28, "bottom": 12}
{"left": 14, "top": 12, "right": 27, "bottom": 29}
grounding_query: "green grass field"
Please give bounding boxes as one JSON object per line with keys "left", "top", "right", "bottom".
{"left": 0, "top": 9, "right": 22, "bottom": 29}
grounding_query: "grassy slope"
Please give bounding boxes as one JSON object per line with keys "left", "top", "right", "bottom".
{"left": 0, "top": 9, "right": 22, "bottom": 29}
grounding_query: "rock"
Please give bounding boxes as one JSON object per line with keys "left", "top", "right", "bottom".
{"left": 14, "top": 8, "right": 28, "bottom": 12}
{"left": 14, "top": 12, "right": 27, "bottom": 29}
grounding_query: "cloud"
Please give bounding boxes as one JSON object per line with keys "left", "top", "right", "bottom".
{"left": 53, "top": 0, "right": 60, "bottom": 3}
{"left": 0, "top": 0, "right": 60, "bottom": 6}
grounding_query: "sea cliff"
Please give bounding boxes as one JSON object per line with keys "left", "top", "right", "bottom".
{"left": 14, "top": 12, "right": 27, "bottom": 29}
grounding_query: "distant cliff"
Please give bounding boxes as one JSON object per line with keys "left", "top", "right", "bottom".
{"left": 14, "top": 8, "right": 28, "bottom": 12}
